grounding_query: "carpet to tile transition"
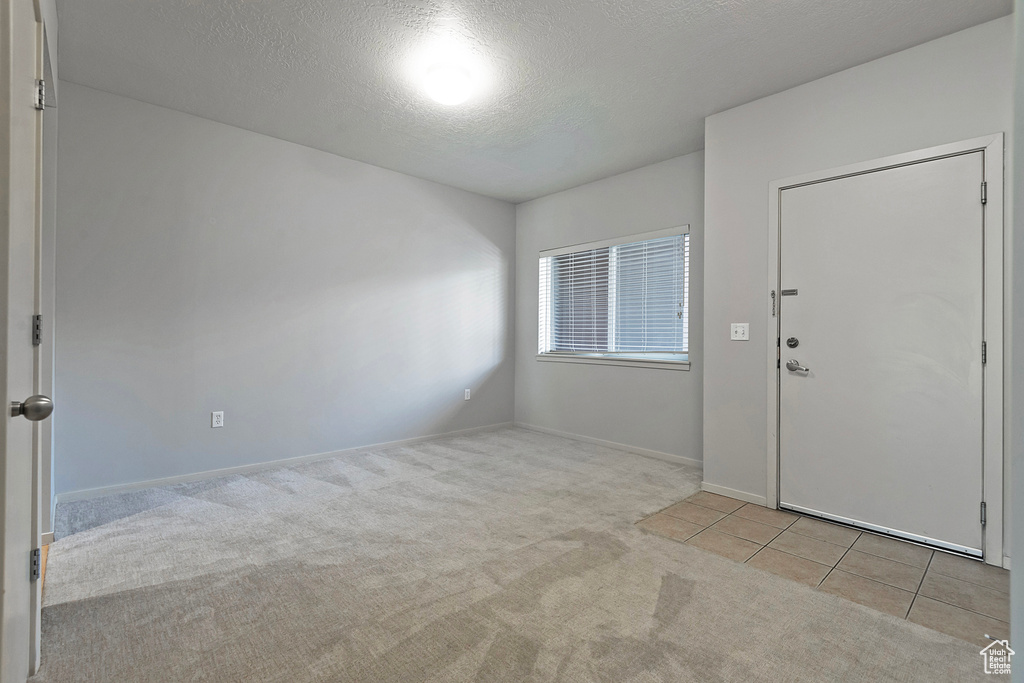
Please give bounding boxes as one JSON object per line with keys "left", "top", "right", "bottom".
{"left": 34, "top": 428, "right": 988, "bottom": 682}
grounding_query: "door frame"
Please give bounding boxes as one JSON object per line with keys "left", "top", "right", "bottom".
{"left": 765, "top": 134, "right": 1005, "bottom": 566}
{"left": 0, "top": 0, "right": 46, "bottom": 680}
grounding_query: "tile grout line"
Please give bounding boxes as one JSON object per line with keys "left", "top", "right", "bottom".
{"left": 786, "top": 526, "right": 860, "bottom": 551}
{"left": 925, "top": 563, "right": 1011, "bottom": 595}
{"left": 844, "top": 533, "right": 939, "bottom": 570}
{"left": 904, "top": 551, "right": 935, "bottom": 619}
{"left": 745, "top": 512, "right": 800, "bottom": 533}
{"left": 751, "top": 544, "right": 834, "bottom": 570}
{"left": 915, "top": 597, "right": 1010, "bottom": 625}
{"left": 745, "top": 544, "right": 771, "bottom": 564}
{"left": 709, "top": 527, "right": 778, "bottom": 548}
{"left": 660, "top": 509, "right": 727, "bottom": 527}
{"left": 814, "top": 532, "right": 862, "bottom": 588}
{"left": 709, "top": 507, "right": 793, "bottom": 548}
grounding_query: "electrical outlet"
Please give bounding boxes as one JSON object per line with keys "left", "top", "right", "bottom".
{"left": 211, "top": 411, "right": 224, "bottom": 428}
{"left": 730, "top": 323, "right": 750, "bottom": 341}
{"left": 464, "top": 389, "right": 471, "bottom": 401}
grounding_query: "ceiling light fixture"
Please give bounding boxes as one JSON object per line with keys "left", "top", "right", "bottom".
{"left": 422, "top": 63, "right": 474, "bottom": 105}
{"left": 406, "top": 23, "right": 491, "bottom": 107}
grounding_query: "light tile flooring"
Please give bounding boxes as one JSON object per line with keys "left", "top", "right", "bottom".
{"left": 638, "top": 491, "right": 1010, "bottom": 647}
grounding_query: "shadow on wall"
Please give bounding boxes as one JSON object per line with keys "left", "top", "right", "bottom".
{"left": 55, "top": 110, "right": 516, "bottom": 495}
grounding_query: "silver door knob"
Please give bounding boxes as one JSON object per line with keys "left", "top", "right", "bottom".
{"left": 785, "top": 359, "right": 809, "bottom": 373}
{"left": 11, "top": 395, "right": 53, "bottom": 421}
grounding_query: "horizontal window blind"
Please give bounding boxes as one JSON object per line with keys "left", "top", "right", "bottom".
{"left": 538, "top": 232, "right": 689, "bottom": 357}
{"left": 612, "top": 235, "right": 688, "bottom": 352}
{"left": 551, "top": 247, "right": 610, "bottom": 352}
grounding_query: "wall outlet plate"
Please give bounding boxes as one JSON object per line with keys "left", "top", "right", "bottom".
{"left": 464, "top": 389, "right": 471, "bottom": 401}
{"left": 211, "top": 411, "right": 224, "bottom": 428}
{"left": 730, "top": 323, "right": 750, "bottom": 341}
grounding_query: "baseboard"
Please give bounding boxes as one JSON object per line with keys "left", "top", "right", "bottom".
{"left": 55, "top": 422, "right": 514, "bottom": 505}
{"left": 701, "top": 481, "right": 766, "bottom": 506}
{"left": 1002, "top": 555, "right": 1010, "bottom": 570}
{"left": 40, "top": 531, "right": 54, "bottom": 546}
{"left": 514, "top": 422, "right": 701, "bottom": 469}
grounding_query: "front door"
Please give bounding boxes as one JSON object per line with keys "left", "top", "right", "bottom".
{"left": 778, "top": 150, "right": 985, "bottom": 555}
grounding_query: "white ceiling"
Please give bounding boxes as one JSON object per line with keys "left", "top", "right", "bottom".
{"left": 55, "top": 0, "right": 1011, "bottom": 203}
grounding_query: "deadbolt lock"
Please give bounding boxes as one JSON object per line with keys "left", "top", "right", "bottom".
{"left": 786, "top": 337, "right": 799, "bottom": 348}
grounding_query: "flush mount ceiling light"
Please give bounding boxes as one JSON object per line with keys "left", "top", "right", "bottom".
{"left": 422, "top": 63, "right": 474, "bottom": 105}
{"left": 406, "top": 26, "right": 491, "bottom": 107}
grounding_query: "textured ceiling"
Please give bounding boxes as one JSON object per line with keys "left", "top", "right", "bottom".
{"left": 56, "top": 0, "right": 1011, "bottom": 202}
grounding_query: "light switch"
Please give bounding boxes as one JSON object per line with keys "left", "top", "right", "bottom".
{"left": 730, "top": 323, "right": 749, "bottom": 341}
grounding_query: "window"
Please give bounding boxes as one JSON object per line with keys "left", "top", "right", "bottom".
{"left": 538, "top": 227, "right": 689, "bottom": 369}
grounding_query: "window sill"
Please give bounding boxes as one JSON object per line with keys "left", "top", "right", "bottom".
{"left": 535, "top": 354, "right": 690, "bottom": 371}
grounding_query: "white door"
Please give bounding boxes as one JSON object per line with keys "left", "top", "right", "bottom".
{"left": 778, "top": 151, "right": 985, "bottom": 555}
{"left": 0, "top": 2, "right": 48, "bottom": 681}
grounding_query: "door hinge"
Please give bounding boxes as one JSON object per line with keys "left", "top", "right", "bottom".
{"left": 982, "top": 341, "right": 987, "bottom": 365}
{"left": 30, "top": 548, "right": 40, "bottom": 581}
{"left": 771, "top": 290, "right": 776, "bottom": 317}
{"left": 34, "top": 79, "right": 45, "bottom": 111}
{"left": 981, "top": 182, "right": 987, "bottom": 205}
{"left": 981, "top": 501, "right": 987, "bottom": 527}
{"left": 32, "top": 314, "right": 41, "bottom": 347}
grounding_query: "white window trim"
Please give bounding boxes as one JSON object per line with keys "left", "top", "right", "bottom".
{"left": 536, "top": 353, "right": 690, "bottom": 371}
{"left": 537, "top": 225, "right": 690, "bottom": 371}
{"left": 538, "top": 225, "right": 688, "bottom": 258}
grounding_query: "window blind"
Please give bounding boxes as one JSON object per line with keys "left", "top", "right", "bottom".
{"left": 538, "top": 232, "right": 689, "bottom": 357}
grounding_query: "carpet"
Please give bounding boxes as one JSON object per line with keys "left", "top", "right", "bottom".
{"left": 34, "top": 427, "right": 987, "bottom": 681}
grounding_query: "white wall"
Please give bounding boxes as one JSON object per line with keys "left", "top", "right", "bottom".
{"left": 703, "top": 18, "right": 1014, "bottom": 524}
{"left": 55, "top": 82, "right": 516, "bottom": 496}
{"left": 514, "top": 153, "right": 704, "bottom": 462}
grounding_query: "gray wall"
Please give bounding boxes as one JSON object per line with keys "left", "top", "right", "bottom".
{"left": 55, "top": 82, "right": 516, "bottom": 495}
{"left": 514, "top": 153, "right": 704, "bottom": 461}
{"left": 703, "top": 18, "right": 1014, "bottom": 508}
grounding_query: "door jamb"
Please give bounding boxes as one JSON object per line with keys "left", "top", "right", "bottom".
{"left": 765, "top": 134, "right": 1005, "bottom": 566}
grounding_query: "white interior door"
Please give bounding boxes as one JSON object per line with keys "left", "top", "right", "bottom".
{"left": 778, "top": 151, "right": 985, "bottom": 555}
{"left": 0, "top": 2, "right": 45, "bottom": 681}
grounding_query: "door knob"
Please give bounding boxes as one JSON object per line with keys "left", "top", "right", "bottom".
{"left": 785, "top": 359, "right": 809, "bottom": 373}
{"left": 11, "top": 395, "right": 53, "bottom": 421}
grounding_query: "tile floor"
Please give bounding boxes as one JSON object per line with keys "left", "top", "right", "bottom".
{"left": 638, "top": 491, "right": 1010, "bottom": 646}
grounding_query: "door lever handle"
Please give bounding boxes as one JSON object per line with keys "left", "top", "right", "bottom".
{"left": 785, "top": 359, "right": 809, "bottom": 373}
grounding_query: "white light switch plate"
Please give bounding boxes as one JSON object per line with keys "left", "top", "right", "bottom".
{"left": 730, "top": 323, "right": 749, "bottom": 341}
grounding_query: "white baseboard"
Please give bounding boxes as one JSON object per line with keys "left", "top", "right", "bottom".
{"left": 701, "top": 481, "right": 766, "bottom": 506}
{"left": 55, "top": 422, "right": 514, "bottom": 505}
{"left": 40, "top": 531, "right": 54, "bottom": 546}
{"left": 514, "top": 422, "right": 702, "bottom": 469}
{"left": 1002, "top": 555, "right": 1010, "bottom": 570}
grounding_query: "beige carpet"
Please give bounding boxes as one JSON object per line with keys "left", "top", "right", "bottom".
{"left": 35, "top": 427, "right": 986, "bottom": 682}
